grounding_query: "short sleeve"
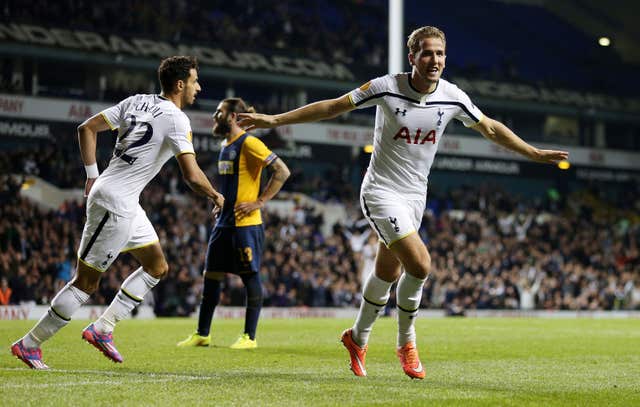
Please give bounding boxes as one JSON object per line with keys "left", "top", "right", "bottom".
{"left": 99, "top": 96, "right": 133, "bottom": 130}
{"left": 348, "top": 76, "right": 389, "bottom": 110}
{"left": 452, "top": 86, "right": 483, "bottom": 127}
{"left": 243, "top": 136, "right": 277, "bottom": 168}
{"left": 167, "top": 113, "right": 195, "bottom": 157}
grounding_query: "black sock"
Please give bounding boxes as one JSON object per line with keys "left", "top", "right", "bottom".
{"left": 241, "top": 273, "right": 263, "bottom": 340}
{"left": 197, "top": 277, "right": 221, "bottom": 336}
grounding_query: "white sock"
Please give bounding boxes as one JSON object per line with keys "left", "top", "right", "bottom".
{"left": 352, "top": 273, "right": 393, "bottom": 347}
{"left": 22, "top": 283, "right": 89, "bottom": 348}
{"left": 396, "top": 272, "right": 426, "bottom": 347}
{"left": 94, "top": 267, "right": 159, "bottom": 334}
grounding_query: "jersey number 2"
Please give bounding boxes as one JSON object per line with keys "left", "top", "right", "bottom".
{"left": 114, "top": 115, "right": 153, "bottom": 165}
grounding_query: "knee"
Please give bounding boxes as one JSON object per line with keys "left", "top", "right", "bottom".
{"left": 413, "top": 262, "right": 431, "bottom": 280}
{"left": 147, "top": 260, "right": 169, "bottom": 280}
{"left": 72, "top": 275, "right": 99, "bottom": 295}
{"left": 203, "top": 270, "right": 225, "bottom": 281}
{"left": 73, "top": 262, "right": 103, "bottom": 294}
{"left": 405, "top": 253, "right": 431, "bottom": 280}
{"left": 376, "top": 265, "right": 402, "bottom": 282}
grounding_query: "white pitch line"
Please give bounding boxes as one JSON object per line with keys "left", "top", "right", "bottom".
{"left": 2, "top": 376, "right": 209, "bottom": 389}
{"left": 0, "top": 367, "right": 218, "bottom": 381}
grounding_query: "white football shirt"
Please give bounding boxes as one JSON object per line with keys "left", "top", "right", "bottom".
{"left": 349, "top": 73, "right": 483, "bottom": 200}
{"left": 89, "top": 94, "right": 195, "bottom": 217}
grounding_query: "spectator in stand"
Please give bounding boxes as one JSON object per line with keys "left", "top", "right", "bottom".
{"left": 0, "top": 277, "right": 12, "bottom": 305}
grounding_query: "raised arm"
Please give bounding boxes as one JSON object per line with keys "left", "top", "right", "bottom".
{"left": 471, "top": 116, "right": 568, "bottom": 164}
{"left": 234, "top": 158, "right": 291, "bottom": 220}
{"left": 77, "top": 113, "right": 112, "bottom": 196}
{"left": 237, "top": 94, "right": 355, "bottom": 130}
{"left": 176, "top": 153, "right": 224, "bottom": 210}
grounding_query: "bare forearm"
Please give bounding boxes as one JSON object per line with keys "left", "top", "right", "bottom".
{"left": 259, "top": 173, "right": 288, "bottom": 203}
{"left": 258, "top": 158, "right": 290, "bottom": 203}
{"left": 184, "top": 169, "right": 219, "bottom": 199}
{"left": 77, "top": 126, "right": 98, "bottom": 165}
{"left": 273, "top": 99, "right": 346, "bottom": 125}
{"left": 483, "top": 119, "right": 539, "bottom": 160}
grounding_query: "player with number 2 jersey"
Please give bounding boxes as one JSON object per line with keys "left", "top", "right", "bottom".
{"left": 11, "top": 56, "right": 224, "bottom": 370}
{"left": 91, "top": 94, "right": 194, "bottom": 219}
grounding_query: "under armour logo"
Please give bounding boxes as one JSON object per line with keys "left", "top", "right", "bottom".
{"left": 388, "top": 217, "right": 400, "bottom": 232}
{"left": 437, "top": 109, "right": 444, "bottom": 126}
{"left": 395, "top": 108, "right": 407, "bottom": 116}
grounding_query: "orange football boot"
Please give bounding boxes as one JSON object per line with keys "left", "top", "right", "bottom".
{"left": 396, "top": 342, "right": 425, "bottom": 379}
{"left": 340, "top": 329, "right": 368, "bottom": 377}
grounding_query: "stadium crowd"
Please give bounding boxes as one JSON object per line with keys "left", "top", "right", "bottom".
{"left": 2, "top": 155, "right": 639, "bottom": 314}
{"left": 0, "top": 145, "right": 357, "bottom": 203}
{"left": 1, "top": 0, "right": 387, "bottom": 80}
{"left": 4, "top": 0, "right": 636, "bottom": 98}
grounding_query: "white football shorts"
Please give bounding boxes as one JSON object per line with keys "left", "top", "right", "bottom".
{"left": 360, "top": 189, "right": 425, "bottom": 248}
{"left": 77, "top": 200, "right": 158, "bottom": 272}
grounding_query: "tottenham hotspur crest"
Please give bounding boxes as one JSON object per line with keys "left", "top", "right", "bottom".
{"left": 101, "top": 251, "right": 114, "bottom": 267}
{"left": 436, "top": 109, "right": 444, "bottom": 127}
{"left": 388, "top": 217, "right": 400, "bottom": 232}
{"left": 228, "top": 150, "right": 237, "bottom": 160}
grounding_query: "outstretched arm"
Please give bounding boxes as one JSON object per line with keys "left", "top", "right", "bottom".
{"left": 237, "top": 94, "right": 355, "bottom": 130}
{"left": 176, "top": 153, "right": 224, "bottom": 212}
{"left": 77, "top": 114, "right": 112, "bottom": 197}
{"left": 472, "top": 116, "right": 568, "bottom": 164}
{"left": 235, "top": 158, "right": 291, "bottom": 220}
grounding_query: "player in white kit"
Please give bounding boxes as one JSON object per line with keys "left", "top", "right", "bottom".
{"left": 11, "top": 56, "right": 225, "bottom": 369}
{"left": 238, "top": 26, "right": 568, "bottom": 379}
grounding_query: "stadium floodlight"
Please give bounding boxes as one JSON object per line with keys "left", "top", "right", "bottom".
{"left": 598, "top": 37, "right": 611, "bottom": 47}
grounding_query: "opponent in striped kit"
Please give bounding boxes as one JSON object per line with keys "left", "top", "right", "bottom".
{"left": 177, "top": 98, "right": 290, "bottom": 350}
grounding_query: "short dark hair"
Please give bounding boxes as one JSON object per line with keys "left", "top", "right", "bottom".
{"left": 222, "top": 97, "right": 256, "bottom": 114}
{"left": 158, "top": 56, "right": 198, "bottom": 93}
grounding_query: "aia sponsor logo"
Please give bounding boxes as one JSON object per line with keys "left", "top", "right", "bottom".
{"left": 393, "top": 127, "right": 436, "bottom": 145}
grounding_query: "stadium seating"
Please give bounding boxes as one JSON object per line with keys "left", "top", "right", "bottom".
{"left": 2, "top": 149, "right": 638, "bottom": 314}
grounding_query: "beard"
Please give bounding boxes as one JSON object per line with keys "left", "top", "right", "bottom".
{"left": 182, "top": 92, "right": 194, "bottom": 107}
{"left": 213, "top": 120, "right": 231, "bottom": 136}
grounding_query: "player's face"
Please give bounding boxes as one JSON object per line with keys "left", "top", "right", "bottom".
{"left": 409, "top": 37, "right": 446, "bottom": 85}
{"left": 182, "top": 68, "right": 201, "bottom": 106}
{"left": 212, "top": 102, "right": 232, "bottom": 136}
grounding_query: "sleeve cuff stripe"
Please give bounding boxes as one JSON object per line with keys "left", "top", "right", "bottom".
{"left": 175, "top": 151, "right": 195, "bottom": 158}
{"left": 100, "top": 112, "right": 116, "bottom": 130}
{"left": 347, "top": 93, "right": 356, "bottom": 107}
{"left": 264, "top": 153, "right": 277, "bottom": 165}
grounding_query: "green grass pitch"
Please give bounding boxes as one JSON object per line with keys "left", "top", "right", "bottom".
{"left": 1, "top": 317, "right": 639, "bottom": 406}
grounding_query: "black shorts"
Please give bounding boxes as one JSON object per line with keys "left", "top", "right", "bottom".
{"left": 204, "top": 225, "right": 264, "bottom": 274}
